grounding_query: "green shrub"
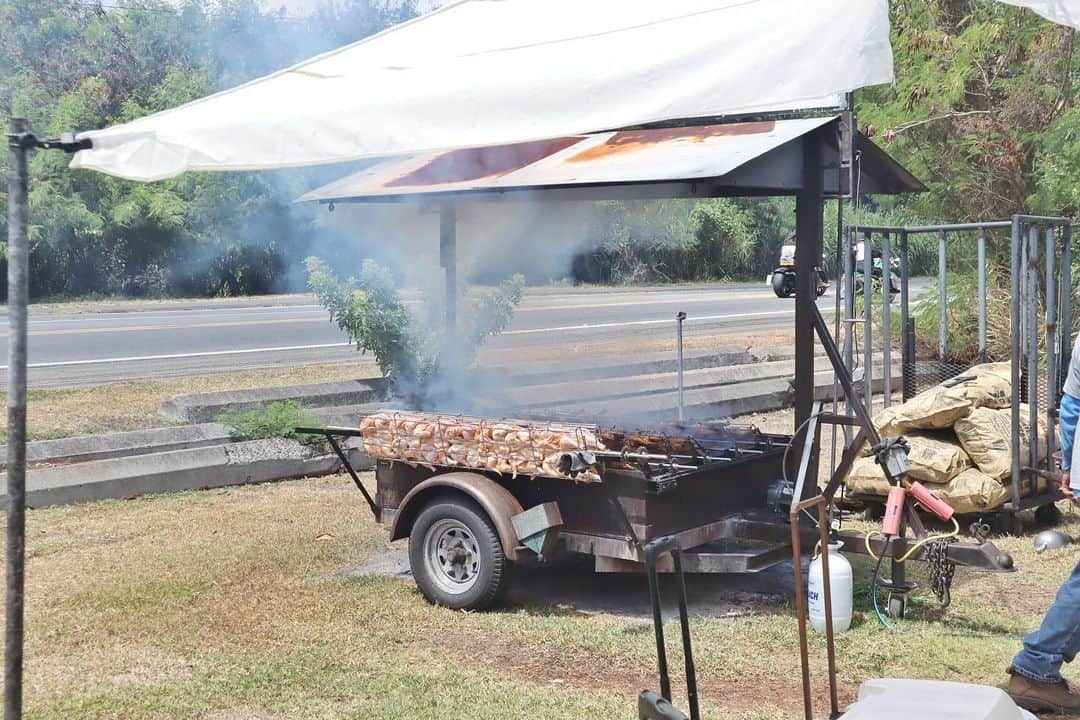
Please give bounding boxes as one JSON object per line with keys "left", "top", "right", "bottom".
{"left": 216, "top": 401, "right": 320, "bottom": 445}
{"left": 305, "top": 257, "right": 524, "bottom": 408}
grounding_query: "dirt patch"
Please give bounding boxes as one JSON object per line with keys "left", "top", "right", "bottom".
{"left": 425, "top": 609, "right": 856, "bottom": 718}
{"left": 344, "top": 547, "right": 793, "bottom": 620}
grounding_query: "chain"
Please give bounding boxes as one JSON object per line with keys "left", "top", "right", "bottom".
{"left": 927, "top": 536, "right": 958, "bottom": 607}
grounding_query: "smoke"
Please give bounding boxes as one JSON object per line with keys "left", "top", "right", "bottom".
{"left": 306, "top": 196, "right": 738, "bottom": 430}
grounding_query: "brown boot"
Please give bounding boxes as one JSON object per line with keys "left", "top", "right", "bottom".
{"left": 1008, "top": 667, "right": 1080, "bottom": 715}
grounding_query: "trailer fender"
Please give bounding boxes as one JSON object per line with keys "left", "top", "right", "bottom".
{"left": 389, "top": 472, "right": 525, "bottom": 561}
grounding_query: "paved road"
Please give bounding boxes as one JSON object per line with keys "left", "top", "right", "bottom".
{"left": 1, "top": 282, "right": 918, "bottom": 388}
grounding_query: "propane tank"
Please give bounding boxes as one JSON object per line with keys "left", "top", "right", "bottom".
{"left": 809, "top": 541, "right": 853, "bottom": 633}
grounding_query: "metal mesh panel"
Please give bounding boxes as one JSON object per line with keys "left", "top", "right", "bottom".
{"left": 839, "top": 218, "right": 1071, "bottom": 514}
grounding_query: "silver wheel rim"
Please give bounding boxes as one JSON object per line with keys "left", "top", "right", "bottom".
{"left": 423, "top": 518, "right": 481, "bottom": 596}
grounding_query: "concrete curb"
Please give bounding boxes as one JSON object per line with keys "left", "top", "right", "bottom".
{"left": 496, "top": 356, "right": 830, "bottom": 410}
{"left": 500, "top": 363, "right": 900, "bottom": 425}
{"left": 497, "top": 346, "right": 757, "bottom": 386}
{"left": 1, "top": 423, "right": 232, "bottom": 471}
{"left": 161, "top": 379, "right": 389, "bottom": 423}
{"left": 1, "top": 437, "right": 373, "bottom": 509}
{"left": 155, "top": 348, "right": 763, "bottom": 423}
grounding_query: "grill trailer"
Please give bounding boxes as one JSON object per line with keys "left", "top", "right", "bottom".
{"left": 300, "top": 418, "right": 1012, "bottom": 611}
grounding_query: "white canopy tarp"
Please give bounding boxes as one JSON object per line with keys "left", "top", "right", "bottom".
{"left": 996, "top": 0, "right": 1080, "bottom": 29}
{"left": 70, "top": 0, "right": 894, "bottom": 182}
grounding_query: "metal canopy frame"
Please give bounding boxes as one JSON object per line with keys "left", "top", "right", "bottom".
{"left": 5, "top": 123, "right": 91, "bottom": 720}
{"left": 5, "top": 111, "right": 921, "bottom": 720}
{"left": 301, "top": 117, "right": 924, "bottom": 206}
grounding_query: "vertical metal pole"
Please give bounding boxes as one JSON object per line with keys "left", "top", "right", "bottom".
{"left": 671, "top": 550, "right": 700, "bottom": 720}
{"left": 1010, "top": 217, "right": 1023, "bottom": 507}
{"left": 938, "top": 229, "right": 947, "bottom": 381}
{"left": 1020, "top": 230, "right": 1029, "bottom": 403}
{"left": 843, "top": 226, "right": 855, "bottom": 412}
{"left": 794, "top": 130, "right": 823, "bottom": 493}
{"left": 830, "top": 202, "right": 845, "bottom": 474}
{"left": 899, "top": 230, "right": 911, "bottom": 400}
{"left": 890, "top": 506, "right": 908, "bottom": 618}
{"left": 676, "top": 312, "right": 686, "bottom": 424}
{"left": 1028, "top": 225, "right": 1040, "bottom": 475}
{"left": 881, "top": 232, "right": 892, "bottom": 408}
{"left": 862, "top": 231, "right": 873, "bottom": 403}
{"left": 439, "top": 203, "right": 457, "bottom": 333}
{"left": 977, "top": 229, "right": 987, "bottom": 363}
{"left": 6, "top": 118, "right": 30, "bottom": 720}
{"left": 817, "top": 503, "right": 839, "bottom": 719}
{"left": 1046, "top": 226, "right": 1058, "bottom": 472}
{"left": 789, "top": 511, "right": 813, "bottom": 720}
{"left": 645, "top": 557, "right": 671, "bottom": 702}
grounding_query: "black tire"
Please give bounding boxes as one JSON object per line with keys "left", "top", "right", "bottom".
{"left": 771, "top": 271, "right": 792, "bottom": 298}
{"left": 816, "top": 284, "right": 828, "bottom": 297}
{"left": 409, "top": 499, "right": 507, "bottom": 610}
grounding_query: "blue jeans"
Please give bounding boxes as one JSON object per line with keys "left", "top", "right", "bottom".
{"left": 1060, "top": 392, "right": 1080, "bottom": 473}
{"left": 1013, "top": 557, "right": 1080, "bottom": 683}
{"left": 1011, "top": 393, "right": 1080, "bottom": 682}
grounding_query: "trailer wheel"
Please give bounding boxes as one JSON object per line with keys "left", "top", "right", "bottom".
{"left": 409, "top": 499, "right": 506, "bottom": 610}
{"left": 771, "top": 272, "right": 792, "bottom": 298}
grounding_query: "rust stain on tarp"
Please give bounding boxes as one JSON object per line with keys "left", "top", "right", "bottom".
{"left": 387, "top": 137, "right": 581, "bottom": 187}
{"left": 566, "top": 121, "right": 776, "bottom": 164}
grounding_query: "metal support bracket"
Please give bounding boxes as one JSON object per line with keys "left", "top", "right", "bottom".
{"left": 295, "top": 426, "right": 378, "bottom": 518}
{"left": 7, "top": 131, "right": 91, "bottom": 153}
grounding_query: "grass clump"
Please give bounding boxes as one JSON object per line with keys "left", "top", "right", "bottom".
{"left": 216, "top": 400, "right": 320, "bottom": 445}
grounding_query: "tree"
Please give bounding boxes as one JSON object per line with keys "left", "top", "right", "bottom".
{"left": 858, "top": 1, "right": 1077, "bottom": 224}
{"left": 306, "top": 257, "right": 524, "bottom": 408}
{"left": 0, "top": 0, "right": 416, "bottom": 299}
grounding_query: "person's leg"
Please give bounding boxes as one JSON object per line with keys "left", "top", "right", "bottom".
{"left": 1012, "top": 557, "right": 1080, "bottom": 683}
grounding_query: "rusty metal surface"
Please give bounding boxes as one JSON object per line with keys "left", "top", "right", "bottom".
{"left": 790, "top": 497, "right": 839, "bottom": 720}
{"left": 386, "top": 137, "right": 581, "bottom": 187}
{"left": 299, "top": 116, "right": 841, "bottom": 203}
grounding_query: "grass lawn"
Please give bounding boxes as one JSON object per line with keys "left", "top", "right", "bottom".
{"left": 12, "top": 473, "right": 1080, "bottom": 719}
{"left": 4, "top": 363, "right": 380, "bottom": 443}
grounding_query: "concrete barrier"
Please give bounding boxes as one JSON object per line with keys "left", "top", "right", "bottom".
{"left": 1, "top": 438, "right": 372, "bottom": 509}
{"left": 156, "top": 347, "right": 780, "bottom": 423}
{"left": 1, "top": 423, "right": 232, "bottom": 471}
{"left": 503, "top": 362, "right": 901, "bottom": 425}
{"left": 160, "top": 379, "right": 389, "bottom": 423}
